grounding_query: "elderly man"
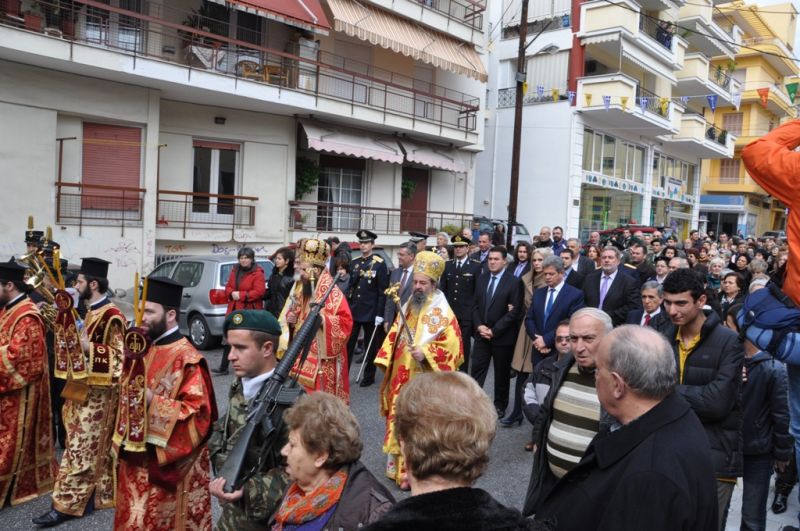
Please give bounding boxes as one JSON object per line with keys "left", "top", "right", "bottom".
{"left": 523, "top": 308, "right": 614, "bottom": 515}
{"left": 536, "top": 226, "right": 553, "bottom": 249}
{"left": 626, "top": 280, "right": 668, "bottom": 332}
{"left": 582, "top": 247, "right": 641, "bottom": 327}
{"left": 567, "top": 238, "right": 595, "bottom": 276}
{"left": 669, "top": 256, "right": 690, "bottom": 272}
{"left": 374, "top": 251, "right": 463, "bottom": 490}
{"left": 534, "top": 326, "right": 718, "bottom": 530}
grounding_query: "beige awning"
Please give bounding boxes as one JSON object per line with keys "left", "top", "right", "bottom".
{"left": 326, "top": 0, "right": 487, "bottom": 82}
{"left": 300, "top": 120, "right": 404, "bottom": 163}
{"left": 399, "top": 140, "right": 468, "bottom": 172}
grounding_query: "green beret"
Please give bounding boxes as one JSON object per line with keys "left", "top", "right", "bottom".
{"left": 224, "top": 310, "right": 281, "bottom": 336}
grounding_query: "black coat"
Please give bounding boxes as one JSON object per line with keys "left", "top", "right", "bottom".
{"left": 562, "top": 268, "right": 584, "bottom": 290}
{"left": 363, "top": 487, "right": 535, "bottom": 531}
{"left": 534, "top": 393, "right": 718, "bottom": 531}
{"left": 581, "top": 268, "right": 642, "bottom": 327}
{"left": 347, "top": 254, "right": 389, "bottom": 322}
{"left": 472, "top": 271, "right": 524, "bottom": 347}
{"left": 440, "top": 258, "right": 483, "bottom": 323}
{"left": 662, "top": 311, "right": 744, "bottom": 478}
{"left": 742, "top": 352, "right": 791, "bottom": 460}
{"left": 264, "top": 270, "right": 293, "bottom": 318}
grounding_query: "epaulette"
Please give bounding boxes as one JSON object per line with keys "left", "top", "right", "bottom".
{"left": 624, "top": 263, "right": 637, "bottom": 269}
{"left": 372, "top": 255, "right": 384, "bottom": 263}
{"left": 469, "top": 259, "right": 481, "bottom": 263}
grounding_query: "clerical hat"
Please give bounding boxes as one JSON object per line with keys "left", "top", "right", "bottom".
{"left": 0, "top": 262, "right": 27, "bottom": 283}
{"left": 79, "top": 257, "right": 111, "bottom": 279}
{"left": 145, "top": 277, "right": 184, "bottom": 309}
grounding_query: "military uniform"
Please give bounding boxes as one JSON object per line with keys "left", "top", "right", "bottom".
{"left": 346, "top": 230, "right": 389, "bottom": 386}
{"left": 440, "top": 234, "right": 482, "bottom": 372}
{"left": 209, "top": 310, "right": 290, "bottom": 531}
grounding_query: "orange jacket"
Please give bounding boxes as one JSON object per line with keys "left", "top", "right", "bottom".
{"left": 741, "top": 120, "right": 800, "bottom": 306}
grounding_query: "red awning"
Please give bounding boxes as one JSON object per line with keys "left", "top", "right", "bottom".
{"left": 207, "top": 0, "right": 331, "bottom": 35}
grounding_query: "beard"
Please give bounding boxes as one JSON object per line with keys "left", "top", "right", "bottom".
{"left": 410, "top": 289, "right": 429, "bottom": 311}
{"left": 78, "top": 283, "right": 92, "bottom": 302}
{"left": 145, "top": 313, "right": 168, "bottom": 341}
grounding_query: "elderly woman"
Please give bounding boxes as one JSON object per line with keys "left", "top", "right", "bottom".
{"left": 271, "top": 393, "right": 394, "bottom": 530}
{"left": 718, "top": 271, "right": 745, "bottom": 320}
{"left": 706, "top": 257, "right": 726, "bottom": 291}
{"left": 434, "top": 232, "right": 451, "bottom": 260}
{"left": 363, "top": 372, "right": 533, "bottom": 530}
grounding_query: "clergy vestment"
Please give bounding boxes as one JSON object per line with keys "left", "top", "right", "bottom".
{"left": 113, "top": 329, "right": 217, "bottom": 530}
{"left": 374, "top": 289, "right": 462, "bottom": 485}
{"left": 277, "top": 269, "right": 353, "bottom": 403}
{"left": 0, "top": 295, "right": 57, "bottom": 505}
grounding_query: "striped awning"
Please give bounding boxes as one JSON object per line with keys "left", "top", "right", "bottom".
{"left": 300, "top": 121, "right": 404, "bottom": 164}
{"left": 326, "top": 0, "right": 487, "bottom": 82}
{"left": 207, "top": 0, "right": 331, "bottom": 35}
{"left": 399, "top": 140, "right": 468, "bottom": 173}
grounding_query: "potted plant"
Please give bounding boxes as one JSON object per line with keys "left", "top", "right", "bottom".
{"left": 23, "top": 0, "right": 43, "bottom": 31}
{"left": 401, "top": 178, "right": 416, "bottom": 199}
{"left": 295, "top": 157, "right": 320, "bottom": 200}
{"left": 718, "top": 129, "right": 728, "bottom": 144}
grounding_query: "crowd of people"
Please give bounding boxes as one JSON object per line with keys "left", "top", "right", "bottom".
{"left": 2, "top": 121, "right": 800, "bottom": 530}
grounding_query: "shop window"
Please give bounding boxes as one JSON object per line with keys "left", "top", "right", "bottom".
{"left": 723, "top": 113, "right": 743, "bottom": 136}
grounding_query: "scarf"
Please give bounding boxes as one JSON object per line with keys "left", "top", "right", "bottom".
{"left": 272, "top": 469, "right": 348, "bottom": 530}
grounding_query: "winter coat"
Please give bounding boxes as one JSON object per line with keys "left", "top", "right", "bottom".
{"left": 324, "top": 461, "right": 395, "bottom": 530}
{"left": 742, "top": 351, "right": 791, "bottom": 460}
{"left": 264, "top": 269, "right": 293, "bottom": 318}
{"left": 225, "top": 264, "right": 266, "bottom": 314}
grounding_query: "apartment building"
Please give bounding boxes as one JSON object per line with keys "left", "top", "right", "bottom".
{"left": 477, "top": 0, "right": 738, "bottom": 240}
{"left": 699, "top": 1, "right": 798, "bottom": 238}
{"left": 0, "top": 0, "right": 487, "bottom": 287}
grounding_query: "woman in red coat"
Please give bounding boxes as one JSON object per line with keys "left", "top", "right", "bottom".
{"left": 214, "top": 247, "right": 266, "bottom": 374}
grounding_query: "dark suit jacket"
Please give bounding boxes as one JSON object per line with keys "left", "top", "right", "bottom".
{"left": 575, "top": 255, "right": 596, "bottom": 275}
{"left": 384, "top": 266, "right": 413, "bottom": 326}
{"left": 440, "top": 258, "right": 482, "bottom": 323}
{"left": 469, "top": 250, "right": 490, "bottom": 274}
{"left": 524, "top": 283, "right": 584, "bottom": 348}
{"left": 507, "top": 261, "right": 531, "bottom": 278}
{"left": 582, "top": 268, "right": 642, "bottom": 327}
{"left": 563, "top": 268, "right": 585, "bottom": 290}
{"left": 626, "top": 308, "right": 670, "bottom": 334}
{"left": 472, "top": 271, "right": 524, "bottom": 346}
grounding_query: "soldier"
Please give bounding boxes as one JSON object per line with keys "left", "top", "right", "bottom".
{"left": 409, "top": 231, "right": 428, "bottom": 253}
{"left": 346, "top": 229, "right": 389, "bottom": 387}
{"left": 209, "top": 310, "right": 289, "bottom": 530}
{"left": 439, "top": 234, "right": 482, "bottom": 373}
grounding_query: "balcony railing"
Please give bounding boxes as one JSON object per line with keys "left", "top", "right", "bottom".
{"left": 56, "top": 182, "right": 145, "bottom": 235}
{"left": 2, "top": 0, "right": 480, "bottom": 132}
{"left": 497, "top": 86, "right": 568, "bottom": 108}
{"left": 157, "top": 190, "right": 257, "bottom": 238}
{"left": 639, "top": 16, "right": 673, "bottom": 50}
{"left": 709, "top": 66, "right": 732, "bottom": 91}
{"left": 703, "top": 123, "right": 728, "bottom": 147}
{"left": 416, "top": 0, "right": 485, "bottom": 30}
{"left": 289, "top": 201, "right": 472, "bottom": 235}
{"left": 635, "top": 85, "right": 668, "bottom": 117}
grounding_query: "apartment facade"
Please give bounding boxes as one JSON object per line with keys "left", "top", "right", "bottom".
{"left": 0, "top": 0, "right": 487, "bottom": 287}
{"left": 699, "top": 1, "right": 798, "bottom": 238}
{"left": 477, "top": 0, "right": 737, "bottom": 240}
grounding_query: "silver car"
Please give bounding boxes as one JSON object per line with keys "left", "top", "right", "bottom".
{"left": 149, "top": 255, "right": 274, "bottom": 350}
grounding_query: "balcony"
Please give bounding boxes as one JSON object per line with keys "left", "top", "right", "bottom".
{"left": 579, "top": 0, "right": 685, "bottom": 79}
{"left": 367, "top": 0, "right": 484, "bottom": 36}
{"left": 157, "top": 190, "right": 257, "bottom": 238}
{"left": 678, "top": 0, "right": 739, "bottom": 58}
{"left": 740, "top": 88, "right": 796, "bottom": 118}
{"left": 288, "top": 201, "right": 472, "bottom": 236}
{"left": 56, "top": 182, "right": 145, "bottom": 235}
{"left": 576, "top": 74, "right": 679, "bottom": 136}
{"left": 668, "top": 113, "right": 735, "bottom": 159}
{"left": 496, "top": 86, "right": 569, "bottom": 108}
{"left": 740, "top": 37, "right": 800, "bottom": 77}
{"left": 703, "top": 175, "right": 766, "bottom": 195}
{"left": 0, "top": 0, "right": 480, "bottom": 140}
{"left": 675, "top": 54, "right": 739, "bottom": 106}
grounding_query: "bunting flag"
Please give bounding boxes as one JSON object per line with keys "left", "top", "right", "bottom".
{"left": 659, "top": 98, "right": 669, "bottom": 115}
{"left": 732, "top": 91, "right": 742, "bottom": 111}
{"left": 537, "top": 85, "right": 545, "bottom": 99}
{"left": 787, "top": 82, "right": 798, "bottom": 104}
{"left": 640, "top": 96, "right": 648, "bottom": 114}
{"left": 620, "top": 96, "right": 629, "bottom": 110}
{"left": 603, "top": 95, "right": 611, "bottom": 110}
{"left": 757, "top": 87, "right": 770, "bottom": 108}
{"left": 551, "top": 88, "right": 560, "bottom": 102}
{"left": 680, "top": 96, "right": 689, "bottom": 106}
{"left": 567, "top": 90, "right": 576, "bottom": 105}
{"left": 522, "top": 81, "right": 528, "bottom": 95}
{"left": 707, "top": 94, "right": 718, "bottom": 113}
{"left": 585, "top": 93, "right": 592, "bottom": 106}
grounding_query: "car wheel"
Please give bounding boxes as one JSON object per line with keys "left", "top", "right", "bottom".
{"left": 188, "top": 314, "right": 218, "bottom": 351}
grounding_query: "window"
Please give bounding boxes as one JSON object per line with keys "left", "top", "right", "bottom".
{"left": 317, "top": 156, "right": 364, "bottom": 232}
{"left": 192, "top": 140, "right": 240, "bottom": 217}
{"left": 722, "top": 113, "right": 743, "bottom": 135}
{"left": 720, "top": 159, "right": 741, "bottom": 183}
{"left": 85, "top": 0, "right": 143, "bottom": 52}
{"left": 82, "top": 122, "right": 142, "bottom": 210}
{"left": 172, "top": 262, "right": 204, "bottom": 288}
{"left": 582, "top": 129, "right": 644, "bottom": 181}
{"left": 236, "top": 11, "right": 262, "bottom": 44}
{"left": 150, "top": 261, "right": 176, "bottom": 279}
{"left": 524, "top": 51, "right": 569, "bottom": 97}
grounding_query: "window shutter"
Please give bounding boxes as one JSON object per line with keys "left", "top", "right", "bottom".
{"left": 82, "top": 122, "right": 142, "bottom": 210}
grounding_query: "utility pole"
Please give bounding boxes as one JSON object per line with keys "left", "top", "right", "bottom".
{"left": 506, "top": 0, "right": 528, "bottom": 250}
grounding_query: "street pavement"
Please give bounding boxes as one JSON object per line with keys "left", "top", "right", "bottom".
{"left": 5, "top": 345, "right": 799, "bottom": 530}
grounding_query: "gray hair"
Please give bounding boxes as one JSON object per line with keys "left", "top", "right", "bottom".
{"left": 669, "top": 257, "right": 689, "bottom": 269}
{"left": 749, "top": 259, "right": 768, "bottom": 275}
{"left": 399, "top": 241, "right": 419, "bottom": 256}
{"left": 570, "top": 307, "right": 613, "bottom": 333}
{"left": 709, "top": 257, "right": 725, "bottom": 268}
{"left": 601, "top": 246, "right": 621, "bottom": 260}
{"left": 436, "top": 232, "right": 450, "bottom": 241}
{"left": 604, "top": 326, "right": 677, "bottom": 400}
{"left": 640, "top": 280, "right": 663, "bottom": 296}
{"left": 567, "top": 237, "right": 582, "bottom": 246}
{"left": 541, "top": 255, "right": 565, "bottom": 274}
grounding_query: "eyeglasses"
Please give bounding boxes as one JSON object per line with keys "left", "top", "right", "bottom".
{"left": 555, "top": 336, "right": 570, "bottom": 343}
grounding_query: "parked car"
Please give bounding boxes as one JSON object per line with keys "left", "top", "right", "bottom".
{"left": 474, "top": 216, "right": 533, "bottom": 246}
{"left": 146, "top": 255, "right": 274, "bottom": 350}
{"left": 762, "top": 230, "right": 786, "bottom": 240}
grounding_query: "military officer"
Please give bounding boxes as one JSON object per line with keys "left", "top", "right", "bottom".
{"left": 439, "top": 234, "right": 482, "bottom": 373}
{"left": 346, "top": 229, "right": 389, "bottom": 387}
{"left": 209, "top": 310, "right": 289, "bottom": 531}
{"left": 409, "top": 231, "right": 428, "bottom": 253}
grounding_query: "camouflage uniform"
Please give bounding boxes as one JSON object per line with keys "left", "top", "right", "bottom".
{"left": 209, "top": 379, "right": 289, "bottom": 531}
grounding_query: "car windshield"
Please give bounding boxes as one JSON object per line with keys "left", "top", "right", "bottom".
{"left": 514, "top": 224, "right": 529, "bottom": 235}
{"left": 219, "top": 260, "right": 274, "bottom": 286}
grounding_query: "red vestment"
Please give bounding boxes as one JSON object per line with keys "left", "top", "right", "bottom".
{"left": 0, "top": 296, "right": 57, "bottom": 505}
{"left": 114, "top": 332, "right": 217, "bottom": 530}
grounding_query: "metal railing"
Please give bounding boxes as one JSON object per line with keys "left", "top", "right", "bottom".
{"left": 3, "top": 0, "right": 480, "bottom": 132}
{"left": 635, "top": 85, "right": 669, "bottom": 117}
{"left": 639, "top": 16, "right": 674, "bottom": 51}
{"left": 709, "top": 66, "right": 732, "bottom": 91}
{"left": 55, "top": 182, "right": 145, "bottom": 235}
{"left": 497, "top": 86, "right": 567, "bottom": 108}
{"left": 704, "top": 123, "right": 728, "bottom": 146}
{"left": 289, "top": 201, "right": 472, "bottom": 235}
{"left": 157, "top": 189, "right": 257, "bottom": 238}
{"left": 415, "top": 0, "right": 485, "bottom": 30}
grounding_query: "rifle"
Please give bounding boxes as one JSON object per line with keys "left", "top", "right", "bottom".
{"left": 217, "top": 273, "right": 341, "bottom": 492}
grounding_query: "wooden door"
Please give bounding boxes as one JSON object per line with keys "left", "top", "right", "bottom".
{"left": 400, "top": 167, "right": 429, "bottom": 232}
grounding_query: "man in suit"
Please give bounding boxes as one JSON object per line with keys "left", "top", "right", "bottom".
{"left": 470, "top": 231, "right": 492, "bottom": 265}
{"left": 559, "top": 248, "right": 585, "bottom": 289}
{"left": 567, "top": 238, "right": 595, "bottom": 275}
{"left": 471, "top": 246, "right": 524, "bottom": 417}
{"left": 626, "top": 280, "right": 669, "bottom": 333}
{"left": 582, "top": 246, "right": 642, "bottom": 327}
{"left": 383, "top": 242, "right": 416, "bottom": 329}
{"left": 440, "top": 234, "right": 482, "bottom": 373}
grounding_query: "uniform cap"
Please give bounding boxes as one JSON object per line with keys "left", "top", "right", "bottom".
{"left": 451, "top": 234, "right": 471, "bottom": 246}
{"left": 356, "top": 229, "right": 378, "bottom": 243}
{"left": 224, "top": 309, "right": 281, "bottom": 335}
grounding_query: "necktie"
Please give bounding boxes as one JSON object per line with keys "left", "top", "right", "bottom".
{"left": 599, "top": 275, "right": 611, "bottom": 308}
{"left": 400, "top": 269, "right": 409, "bottom": 291}
{"left": 485, "top": 275, "right": 498, "bottom": 320}
{"left": 515, "top": 263, "right": 525, "bottom": 277}
{"left": 644, "top": 313, "right": 651, "bottom": 326}
{"left": 544, "top": 288, "right": 555, "bottom": 323}
{"left": 458, "top": 260, "right": 464, "bottom": 271}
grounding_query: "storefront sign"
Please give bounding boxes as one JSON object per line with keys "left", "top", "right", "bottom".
{"left": 652, "top": 186, "right": 696, "bottom": 205}
{"left": 583, "top": 173, "right": 644, "bottom": 195}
